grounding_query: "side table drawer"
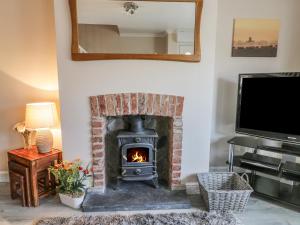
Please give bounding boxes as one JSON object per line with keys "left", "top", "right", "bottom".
{"left": 8, "top": 154, "right": 31, "bottom": 167}
{"left": 36, "top": 154, "right": 58, "bottom": 171}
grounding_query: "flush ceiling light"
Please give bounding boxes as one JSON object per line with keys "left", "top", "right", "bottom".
{"left": 184, "top": 52, "right": 192, "bottom": 55}
{"left": 124, "top": 2, "right": 139, "bottom": 15}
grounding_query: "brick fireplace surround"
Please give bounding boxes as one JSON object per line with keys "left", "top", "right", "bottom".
{"left": 89, "top": 93, "right": 184, "bottom": 191}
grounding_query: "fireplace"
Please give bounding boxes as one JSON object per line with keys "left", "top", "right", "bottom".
{"left": 89, "top": 93, "right": 184, "bottom": 191}
{"left": 117, "top": 116, "right": 158, "bottom": 188}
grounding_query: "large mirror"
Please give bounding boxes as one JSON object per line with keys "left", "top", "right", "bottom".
{"left": 69, "top": 0, "right": 203, "bottom": 62}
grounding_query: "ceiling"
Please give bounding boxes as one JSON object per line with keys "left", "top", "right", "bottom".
{"left": 77, "top": 0, "right": 195, "bottom": 35}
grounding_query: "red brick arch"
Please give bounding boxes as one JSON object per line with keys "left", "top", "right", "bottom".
{"left": 90, "top": 93, "right": 184, "bottom": 191}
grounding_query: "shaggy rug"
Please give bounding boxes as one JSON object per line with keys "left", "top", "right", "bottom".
{"left": 35, "top": 212, "right": 242, "bottom": 225}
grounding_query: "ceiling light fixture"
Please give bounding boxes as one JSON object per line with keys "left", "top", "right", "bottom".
{"left": 123, "top": 2, "right": 139, "bottom": 15}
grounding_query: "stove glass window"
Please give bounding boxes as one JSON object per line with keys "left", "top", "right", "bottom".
{"left": 127, "top": 147, "right": 149, "bottom": 163}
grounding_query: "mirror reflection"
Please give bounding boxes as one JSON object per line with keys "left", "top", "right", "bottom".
{"left": 77, "top": 0, "right": 195, "bottom": 55}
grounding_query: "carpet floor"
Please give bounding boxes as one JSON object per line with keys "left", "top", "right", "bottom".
{"left": 35, "top": 212, "right": 241, "bottom": 225}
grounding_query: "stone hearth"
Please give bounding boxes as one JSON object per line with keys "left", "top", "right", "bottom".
{"left": 82, "top": 182, "right": 190, "bottom": 212}
{"left": 89, "top": 93, "right": 184, "bottom": 191}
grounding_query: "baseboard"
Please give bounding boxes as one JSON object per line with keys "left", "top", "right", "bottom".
{"left": 171, "top": 184, "right": 186, "bottom": 191}
{"left": 185, "top": 182, "right": 200, "bottom": 195}
{"left": 209, "top": 166, "right": 228, "bottom": 172}
{"left": 0, "top": 171, "right": 9, "bottom": 182}
{"left": 87, "top": 187, "right": 105, "bottom": 194}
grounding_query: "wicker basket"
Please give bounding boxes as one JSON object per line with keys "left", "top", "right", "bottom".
{"left": 197, "top": 172, "right": 253, "bottom": 213}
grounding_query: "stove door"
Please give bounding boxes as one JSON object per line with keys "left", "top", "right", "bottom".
{"left": 121, "top": 143, "right": 154, "bottom": 167}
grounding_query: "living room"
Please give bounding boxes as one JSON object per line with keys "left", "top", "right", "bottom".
{"left": 0, "top": 0, "right": 300, "bottom": 224}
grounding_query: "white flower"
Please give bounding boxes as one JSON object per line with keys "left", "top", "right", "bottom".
{"left": 13, "top": 122, "right": 26, "bottom": 133}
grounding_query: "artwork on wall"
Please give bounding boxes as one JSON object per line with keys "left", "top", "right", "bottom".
{"left": 232, "top": 19, "right": 280, "bottom": 57}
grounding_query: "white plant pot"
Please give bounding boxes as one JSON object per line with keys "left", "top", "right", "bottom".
{"left": 59, "top": 193, "right": 85, "bottom": 209}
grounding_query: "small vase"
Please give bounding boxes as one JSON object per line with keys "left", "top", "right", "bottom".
{"left": 59, "top": 193, "right": 85, "bottom": 209}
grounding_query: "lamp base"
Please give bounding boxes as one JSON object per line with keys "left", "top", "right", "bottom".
{"left": 36, "top": 129, "right": 53, "bottom": 153}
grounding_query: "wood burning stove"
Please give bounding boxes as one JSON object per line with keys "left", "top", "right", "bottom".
{"left": 117, "top": 116, "right": 159, "bottom": 188}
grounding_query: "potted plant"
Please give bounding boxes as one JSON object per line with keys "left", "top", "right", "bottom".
{"left": 49, "top": 159, "right": 91, "bottom": 209}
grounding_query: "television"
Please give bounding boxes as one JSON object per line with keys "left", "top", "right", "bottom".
{"left": 236, "top": 73, "right": 300, "bottom": 144}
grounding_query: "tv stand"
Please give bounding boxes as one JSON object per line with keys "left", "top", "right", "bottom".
{"left": 260, "top": 138, "right": 283, "bottom": 148}
{"left": 227, "top": 136, "right": 300, "bottom": 208}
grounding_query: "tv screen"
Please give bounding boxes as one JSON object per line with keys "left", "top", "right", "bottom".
{"left": 236, "top": 73, "right": 300, "bottom": 143}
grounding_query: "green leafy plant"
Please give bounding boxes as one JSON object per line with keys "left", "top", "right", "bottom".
{"left": 49, "top": 160, "right": 91, "bottom": 197}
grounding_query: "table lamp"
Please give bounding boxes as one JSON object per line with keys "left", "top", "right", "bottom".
{"left": 25, "top": 102, "right": 57, "bottom": 153}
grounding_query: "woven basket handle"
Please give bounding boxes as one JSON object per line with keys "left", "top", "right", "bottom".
{"left": 241, "top": 173, "right": 249, "bottom": 184}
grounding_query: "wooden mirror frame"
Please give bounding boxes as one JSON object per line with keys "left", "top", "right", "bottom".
{"left": 69, "top": 0, "right": 203, "bottom": 62}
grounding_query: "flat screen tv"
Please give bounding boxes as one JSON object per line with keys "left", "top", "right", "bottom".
{"left": 236, "top": 73, "right": 300, "bottom": 144}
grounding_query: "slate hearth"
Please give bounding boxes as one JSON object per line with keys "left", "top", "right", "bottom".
{"left": 82, "top": 182, "right": 191, "bottom": 212}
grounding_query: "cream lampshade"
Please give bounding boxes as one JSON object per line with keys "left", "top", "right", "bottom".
{"left": 25, "top": 102, "right": 57, "bottom": 153}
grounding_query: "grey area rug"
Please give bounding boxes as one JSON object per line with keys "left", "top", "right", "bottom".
{"left": 35, "top": 212, "right": 242, "bottom": 225}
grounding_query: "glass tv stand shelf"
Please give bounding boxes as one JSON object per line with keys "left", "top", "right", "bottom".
{"left": 227, "top": 136, "right": 300, "bottom": 208}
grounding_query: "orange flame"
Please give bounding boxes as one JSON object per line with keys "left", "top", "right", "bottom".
{"left": 131, "top": 151, "right": 147, "bottom": 163}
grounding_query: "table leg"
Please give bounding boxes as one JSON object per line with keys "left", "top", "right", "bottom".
{"left": 50, "top": 173, "right": 56, "bottom": 194}
{"left": 8, "top": 170, "right": 15, "bottom": 199}
{"left": 29, "top": 161, "right": 39, "bottom": 207}
{"left": 228, "top": 144, "right": 235, "bottom": 172}
{"left": 58, "top": 152, "right": 63, "bottom": 163}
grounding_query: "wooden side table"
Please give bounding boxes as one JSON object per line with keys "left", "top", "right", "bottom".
{"left": 8, "top": 147, "right": 62, "bottom": 207}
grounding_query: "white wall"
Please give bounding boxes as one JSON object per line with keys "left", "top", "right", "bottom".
{"left": 0, "top": 0, "right": 60, "bottom": 173}
{"left": 54, "top": 0, "right": 218, "bottom": 183}
{"left": 210, "top": 0, "right": 300, "bottom": 166}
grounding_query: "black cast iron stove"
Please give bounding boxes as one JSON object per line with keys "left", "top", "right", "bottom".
{"left": 117, "top": 116, "right": 159, "bottom": 188}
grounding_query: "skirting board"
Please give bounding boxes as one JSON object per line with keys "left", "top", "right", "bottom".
{"left": 0, "top": 169, "right": 212, "bottom": 194}
{"left": 87, "top": 187, "right": 105, "bottom": 194}
{"left": 0, "top": 171, "right": 9, "bottom": 182}
{"left": 185, "top": 182, "right": 200, "bottom": 195}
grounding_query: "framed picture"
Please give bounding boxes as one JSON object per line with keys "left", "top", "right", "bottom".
{"left": 232, "top": 19, "right": 280, "bottom": 57}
